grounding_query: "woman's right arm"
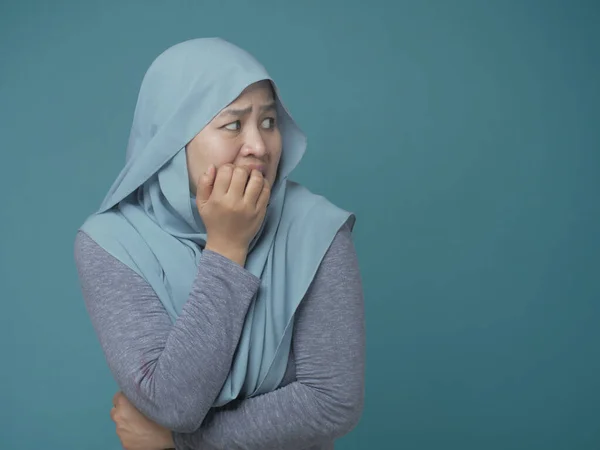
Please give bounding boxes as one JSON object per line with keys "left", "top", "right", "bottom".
{"left": 74, "top": 230, "right": 260, "bottom": 433}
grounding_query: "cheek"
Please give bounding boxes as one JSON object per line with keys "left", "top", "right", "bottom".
{"left": 272, "top": 149, "right": 282, "bottom": 168}
{"left": 204, "top": 136, "right": 239, "bottom": 166}
{"left": 189, "top": 139, "right": 236, "bottom": 172}
{"left": 271, "top": 134, "right": 283, "bottom": 165}
{"left": 268, "top": 136, "right": 283, "bottom": 184}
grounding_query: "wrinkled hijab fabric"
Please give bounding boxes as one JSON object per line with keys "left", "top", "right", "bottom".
{"left": 80, "top": 38, "right": 355, "bottom": 406}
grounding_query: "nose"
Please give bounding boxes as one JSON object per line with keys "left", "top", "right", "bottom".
{"left": 241, "top": 125, "right": 267, "bottom": 158}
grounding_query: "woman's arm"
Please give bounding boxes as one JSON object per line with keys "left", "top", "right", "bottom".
{"left": 74, "top": 230, "right": 260, "bottom": 433}
{"left": 173, "top": 222, "right": 366, "bottom": 450}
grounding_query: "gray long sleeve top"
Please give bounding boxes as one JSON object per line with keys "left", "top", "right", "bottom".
{"left": 74, "top": 221, "right": 365, "bottom": 450}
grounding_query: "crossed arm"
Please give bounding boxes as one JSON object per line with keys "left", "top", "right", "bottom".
{"left": 74, "top": 222, "right": 365, "bottom": 450}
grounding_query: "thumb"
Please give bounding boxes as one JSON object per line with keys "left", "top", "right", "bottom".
{"left": 196, "top": 164, "right": 216, "bottom": 204}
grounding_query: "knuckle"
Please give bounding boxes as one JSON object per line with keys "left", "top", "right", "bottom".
{"left": 234, "top": 166, "right": 249, "bottom": 176}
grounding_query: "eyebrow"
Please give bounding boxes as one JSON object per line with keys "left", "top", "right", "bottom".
{"left": 219, "top": 101, "right": 277, "bottom": 118}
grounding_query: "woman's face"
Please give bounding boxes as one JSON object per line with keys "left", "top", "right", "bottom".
{"left": 186, "top": 80, "right": 282, "bottom": 194}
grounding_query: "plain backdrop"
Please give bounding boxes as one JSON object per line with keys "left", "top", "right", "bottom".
{"left": 1, "top": 1, "right": 599, "bottom": 449}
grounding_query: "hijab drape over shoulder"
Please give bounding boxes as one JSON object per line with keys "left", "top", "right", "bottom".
{"left": 80, "top": 38, "right": 355, "bottom": 406}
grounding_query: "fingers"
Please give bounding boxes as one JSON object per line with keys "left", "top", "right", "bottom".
{"left": 256, "top": 177, "right": 271, "bottom": 211}
{"left": 244, "top": 169, "right": 265, "bottom": 204}
{"left": 227, "top": 166, "right": 251, "bottom": 197}
{"left": 213, "top": 164, "right": 234, "bottom": 197}
{"left": 198, "top": 163, "right": 270, "bottom": 206}
{"left": 111, "top": 391, "right": 120, "bottom": 422}
{"left": 196, "top": 164, "right": 216, "bottom": 203}
{"left": 112, "top": 391, "right": 123, "bottom": 407}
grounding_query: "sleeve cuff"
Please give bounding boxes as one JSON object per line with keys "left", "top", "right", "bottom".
{"left": 200, "top": 249, "right": 261, "bottom": 293}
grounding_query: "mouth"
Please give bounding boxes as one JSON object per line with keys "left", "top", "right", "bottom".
{"left": 245, "top": 164, "right": 267, "bottom": 176}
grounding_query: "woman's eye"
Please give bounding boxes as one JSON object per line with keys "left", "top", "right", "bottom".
{"left": 261, "top": 117, "right": 275, "bottom": 129}
{"left": 224, "top": 121, "right": 241, "bottom": 131}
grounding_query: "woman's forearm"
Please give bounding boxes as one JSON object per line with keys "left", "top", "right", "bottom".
{"left": 173, "top": 222, "right": 365, "bottom": 450}
{"left": 75, "top": 231, "right": 260, "bottom": 433}
{"left": 174, "top": 378, "right": 363, "bottom": 450}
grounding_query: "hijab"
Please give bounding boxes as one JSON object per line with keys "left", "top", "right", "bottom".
{"left": 80, "top": 37, "right": 355, "bottom": 406}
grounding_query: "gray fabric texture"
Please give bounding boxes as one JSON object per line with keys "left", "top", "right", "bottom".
{"left": 74, "top": 221, "right": 364, "bottom": 450}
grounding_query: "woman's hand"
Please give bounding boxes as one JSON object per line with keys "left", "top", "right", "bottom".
{"left": 195, "top": 163, "right": 271, "bottom": 265}
{"left": 111, "top": 391, "right": 175, "bottom": 450}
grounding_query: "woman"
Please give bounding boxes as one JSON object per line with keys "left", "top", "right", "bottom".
{"left": 75, "top": 37, "right": 365, "bottom": 450}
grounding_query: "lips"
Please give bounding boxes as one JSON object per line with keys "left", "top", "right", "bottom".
{"left": 245, "top": 164, "right": 267, "bottom": 176}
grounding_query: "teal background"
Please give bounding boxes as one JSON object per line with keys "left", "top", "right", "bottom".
{"left": 1, "top": 1, "right": 598, "bottom": 449}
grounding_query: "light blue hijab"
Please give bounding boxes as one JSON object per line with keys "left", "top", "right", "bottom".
{"left": 80, "top": 38, "right": 355, "bottom": 407}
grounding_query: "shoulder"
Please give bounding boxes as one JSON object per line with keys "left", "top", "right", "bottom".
{"left": 320, "top": 217, "right": 358, "bottom": 274}
{"left": 329, "top": 218, "right": 356, "bottom": 255}
{"left": 77, "top": 210, "right": 158, "bottom": 281}
{"left": 283, "top": 179, "right": 356, "bottom": 237}
{"left": 74, "top": 230, "right": 140, "bottom": 284}
{"left": 74, "top": 230, "right": 110, "bottom": 268}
